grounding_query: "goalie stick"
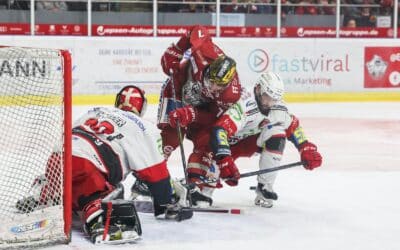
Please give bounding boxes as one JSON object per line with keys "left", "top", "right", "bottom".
{"left": 134, "top": 200, "right": 242, "bottom": 215}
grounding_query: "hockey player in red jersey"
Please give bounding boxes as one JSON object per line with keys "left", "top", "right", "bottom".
{"left": 17, "top": 85, "right": 193, "bottom": 244}
{"left": 205, "top": 71, "right": 323, "bottom": 208}
{"left": 157, "top": 25, "right": 242, "bottom": 205}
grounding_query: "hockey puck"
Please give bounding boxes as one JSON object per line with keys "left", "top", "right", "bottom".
{"left": 249, "top": 186, "right": 256, "bottom": 190}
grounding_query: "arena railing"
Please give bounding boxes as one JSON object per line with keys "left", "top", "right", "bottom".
{"left": 0, "top": 0, "right": 398, "bottom": 38}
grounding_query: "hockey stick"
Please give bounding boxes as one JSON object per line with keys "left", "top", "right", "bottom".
{"left": 182, "top": 207, "right": 242, "bottom": 215}
{"left": 169, "top": 70, "right": 192, "bottom": 206}
{"left": 134, "top": 200, "right": 242, "bottom": 215}
{"left": 191, "top": 161, "right": 305, "bottom": 186}
{"left": 239, "top": 161, "right": 304, "bottom": 179}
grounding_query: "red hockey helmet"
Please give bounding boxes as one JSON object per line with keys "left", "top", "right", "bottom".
{"left": 115, "top": 85, "right": 147, "bottom": 117}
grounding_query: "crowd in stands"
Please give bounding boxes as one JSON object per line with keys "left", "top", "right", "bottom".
{"left": 0, "top": 0, "right": 398, "bottom": 27}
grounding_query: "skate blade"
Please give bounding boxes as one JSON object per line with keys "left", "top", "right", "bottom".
{"left": 193, "top": 201, "right": 212, "bottom": 208}
{"left": 254, "top": 200, "right": 273, "bottom": 208}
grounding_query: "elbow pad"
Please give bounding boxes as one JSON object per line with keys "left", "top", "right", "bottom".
{"left": 210, "top": 126, "right": 231, "bottom": 159}
{"left": 286, "top": 115, "right": 307, "bottom": 149}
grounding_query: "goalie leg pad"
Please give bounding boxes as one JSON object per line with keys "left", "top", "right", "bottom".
{"left": 101, "top": 199, "right": 142, "bottom": 236}
{"left": 85, "top": 199, "right": 142, "bottom": 244}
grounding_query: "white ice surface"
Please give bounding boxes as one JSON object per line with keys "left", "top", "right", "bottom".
{"left": 45, "top": 102, "right": 400, "bottom": 250}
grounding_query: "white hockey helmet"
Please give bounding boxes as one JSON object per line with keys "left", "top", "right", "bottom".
{"left": 254, "top": 72, "right": 285, "bottom": 115}
{"left": 255, "top": 71, "right": 284, "bottom": 101}
{"left": 115, "top": 85, "right": 147, "bottom": 117}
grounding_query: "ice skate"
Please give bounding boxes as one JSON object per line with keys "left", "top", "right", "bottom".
{"left": 254, "top": 183, "right": 278, "bottom": 208}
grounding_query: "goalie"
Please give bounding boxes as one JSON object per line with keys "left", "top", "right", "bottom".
{"left": 16, "top": 85, "right": 193, "bottom": 244}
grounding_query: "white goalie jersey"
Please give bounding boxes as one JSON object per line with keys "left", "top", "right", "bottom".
{"left": 72, "top": 107, "right": 164, "bottom": 181}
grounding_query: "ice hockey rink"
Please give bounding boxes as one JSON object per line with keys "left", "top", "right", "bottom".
{"left": 47, "top": 101, "right": 400, "bottom": 250}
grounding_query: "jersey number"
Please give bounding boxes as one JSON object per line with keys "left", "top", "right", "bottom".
{"left": 84, "top": 118, "right": 115, "bottom": 135}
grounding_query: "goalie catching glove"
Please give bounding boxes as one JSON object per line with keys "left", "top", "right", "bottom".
{"left": 168, "top": 105, "right": 197, "bottom": 128}
{"left": 161, "top": 44, "right": 183, "bottom": 76}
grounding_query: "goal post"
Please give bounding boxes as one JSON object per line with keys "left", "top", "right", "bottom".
{"left": 0, "top": 47, "right": 72, "bottom": 248}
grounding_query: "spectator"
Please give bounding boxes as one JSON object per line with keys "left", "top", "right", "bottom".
{"left": 294, "top": 0, "right": 318, "bottom": 15}
{"left": 245, "top": 0, "right": 259, "bottom": 13}
{"left": 318, "top": 0, "right": 336, "bottom": 15}
{"left": 357, "top": 6, "right": 376, "bottom": 26}
{"left": 179, "top": 0, "right": 207, "bottom": 12}
{"left": 10, "top": 0, "right": 30, "bottom": 10}
{"left": 255, "top": 0, "right": 275, "bottom": 14}
{"left": 379, "top": 0, "right": 393, "bottom": 15}
{"left": 345, "top": 17, "right": 357, "bottom": 27}
{"left": 66, "top": 2, "right": 87, "bottom": 11}
{"left": 92, "top": 2, "right": 120, "bottom": 11}
{"left": 159, "top": 0, "right": 181, "bottom": 12}
{"left": 0, "top": 0, "right": 8, "bottom": 9}
{"left": 222, "top": 0, "right": 246, "bottom": 13}
{"left": 341, "top": 0, "right": 361, "bottom": 17}
{"left": 36, "top": 1, "right": 67, "bottom": 11}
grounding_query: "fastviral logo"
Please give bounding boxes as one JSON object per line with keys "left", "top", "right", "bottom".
{"left": 248, "top": 49, "right": 269, "bottom": 73}
{"left": 248, "top": 49, "right": 350, "bottom": 73}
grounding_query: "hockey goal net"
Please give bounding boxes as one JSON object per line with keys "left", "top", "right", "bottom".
{"left": 0, "top": 47, "right": 71, "bottom": 248}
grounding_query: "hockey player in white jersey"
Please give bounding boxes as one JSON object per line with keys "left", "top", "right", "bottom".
{"left": 207, "top": 71, "right": 322, "bottom": 208}
{"left": 17, "top": 85, "right": 193, "bottom": 244}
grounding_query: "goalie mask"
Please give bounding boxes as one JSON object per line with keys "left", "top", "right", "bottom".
{"left": 254, "top": 72, "right": 285, "bottom": 116}
{"left": 115, "top": 85, "right": 147, "bottom": 117}
{"left": 204, "top": 55, "right": 236, "bottom": 94}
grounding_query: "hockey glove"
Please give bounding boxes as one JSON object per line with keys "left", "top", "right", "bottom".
{"left": 299, "top": 141, "right": 322, "bottom": 170}
{"left": 161, "top": 44, "right": 183, "bottom": 76}
{"left": 217, "top": 156, "right": 240, "bottom": 186}
{"left": 168, "top": 105, "right": 197, "bottom": 128}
